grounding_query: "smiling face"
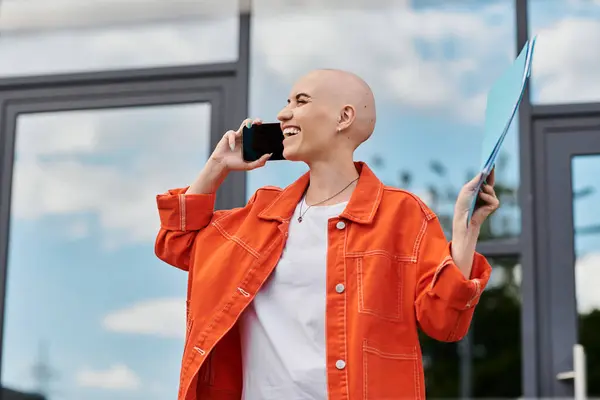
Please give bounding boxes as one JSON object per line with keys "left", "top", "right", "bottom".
{"left": 277, "top": 69, "right": 377, "bottom": 165}
{"left": 276, "top": 71, "right": 342, "bottom": 163}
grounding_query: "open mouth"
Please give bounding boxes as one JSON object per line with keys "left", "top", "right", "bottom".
{"left": 283, "top": 127, "right": 300, "bottom": 138}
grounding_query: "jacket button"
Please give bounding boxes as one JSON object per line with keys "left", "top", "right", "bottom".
{"left": 335, "top": 283, "right": 345, "bottom": 293}
{"left": 336, "top": 221, "right": 346, "bottom": 230}
{"left": 335, "top": 359, "right": 346, "bottom": 370}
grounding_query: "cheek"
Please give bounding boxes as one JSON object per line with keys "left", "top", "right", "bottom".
{"left": 298, "top": 107, "right": 333, "bottom": 129}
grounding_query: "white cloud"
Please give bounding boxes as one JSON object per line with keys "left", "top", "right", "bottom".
{"left": 0, "top": 0, "right": 238, "bottom": 33}
{"left": 576, "top": 252, "right": 600, "bottom": 314}
{"left": 0, "top": 14, "right": 237, "bottom": 76}
{"left": 6, "top": 2, "right": 600, "bottom": 249}
{"left": 76, "top": 364, "right": 141, "bottom": 390}
{"left": 64, "top": 219, "right": 90, "bottom": 240}
{"left": 251, "top": 2, "right": 515, "bottom": 124}
{"left": 11, "top": 104, "right": 210, "bottom": 249}
{"left": 531, "top": 17, "right": 600, "bottom": 104}
{"left": 253, "top": 2, "right": 600, "bottom": 118}
{"left": 102, "top": 297, "right": 186, "bottom": 338}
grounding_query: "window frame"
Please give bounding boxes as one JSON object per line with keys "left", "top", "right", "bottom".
{"left": 0, "top": 14, "right": 253, "bottom": 381}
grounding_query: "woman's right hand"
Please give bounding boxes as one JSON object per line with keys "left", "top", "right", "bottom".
{"left": 209, "top": 118, "right": 272, "bottom": 172}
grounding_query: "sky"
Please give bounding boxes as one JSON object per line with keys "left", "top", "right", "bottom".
{"left": 1, "top": 0, "right": 600, "bottom": 399}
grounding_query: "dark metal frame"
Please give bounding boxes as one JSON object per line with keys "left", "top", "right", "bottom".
{"left": 517, "top": 0, "right": 600, "bottom": 396}
{"left": 0, "top": 3, "right": 596, "bottom": 399}
{"left": 533, "top": 115, "right": 600, "bottom": 396}
{"left": 515, "top": 0, "right": 540, "bottom": 397}
{"left": 514, "top": 1, "right": 600, "bottom": 398}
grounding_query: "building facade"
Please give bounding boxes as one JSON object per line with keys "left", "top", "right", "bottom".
{"left": 0, "top": 0, "right": 597, "bottom": 398}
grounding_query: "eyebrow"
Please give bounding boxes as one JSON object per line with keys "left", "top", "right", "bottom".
{"left": 288, "top": 92, "right": 311, "bottom": 103}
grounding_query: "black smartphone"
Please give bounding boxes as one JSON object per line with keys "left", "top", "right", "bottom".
{"left": 242, "top": 123, "right": 286, "bottom": 162}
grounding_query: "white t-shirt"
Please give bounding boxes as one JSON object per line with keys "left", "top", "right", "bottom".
{"left": 238, "top": 199, "right": 348, "bottom": 400}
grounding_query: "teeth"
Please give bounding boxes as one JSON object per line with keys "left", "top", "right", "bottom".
{"left": 283, "top": 127, "right": 301, "bottom": 137}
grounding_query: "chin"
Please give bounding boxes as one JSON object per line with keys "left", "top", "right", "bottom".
{"left": 284, "top": 145, "right": 324, "bottom": 163}
{"left": 282, "top": 147, "right": 302, "bottom": 162}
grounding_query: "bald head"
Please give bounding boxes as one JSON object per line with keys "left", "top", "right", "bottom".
{"left": 278, "top": 69, "right": 377, "bottom": 162}
{"left": 301, "top": 69, "right": 377, "bottom": 147}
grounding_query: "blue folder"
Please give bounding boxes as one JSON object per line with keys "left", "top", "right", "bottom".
{"left": 467, "top": 36, "right": 537, "bottom": 227}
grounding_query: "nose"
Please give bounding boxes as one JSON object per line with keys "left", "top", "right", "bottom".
{"left": 277, "top": 107, "right": 292, "bottom": 122}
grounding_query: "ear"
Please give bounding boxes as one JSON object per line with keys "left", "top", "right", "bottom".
{"left": 337, "top": 105, "right": 356, "bottom": 132}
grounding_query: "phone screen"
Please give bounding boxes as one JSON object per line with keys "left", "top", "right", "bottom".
{"left": 242, "top": 123, "right": 285, "bottom": 162}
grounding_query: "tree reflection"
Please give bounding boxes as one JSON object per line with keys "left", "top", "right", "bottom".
{"left": 581, "top": 309, "right": 600, "bottom": 395}
{"left": 387, "top": 152, "right": 518, "bottom": 239}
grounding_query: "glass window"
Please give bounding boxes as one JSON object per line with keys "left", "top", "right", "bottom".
{"left": 421, "top": 256, "right": 522, "bottom": 398}
{"left": 528, "top": 0, "right": 600, "bottom": 105}
{"left": 248, "top": 0, "right": 520, "bottom": 239}
{"left": 572, "top": 155, "right": 600, "bottom": 396}
{"left": 0, "top": 0, "right": 238, "bottom": 77}
{"left": 1, "top": 103, "right": 211, "bottom": 400}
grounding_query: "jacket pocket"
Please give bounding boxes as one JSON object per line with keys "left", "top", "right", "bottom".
{"left": 363, "top": 341, "right": 420, "bottom": 399}
{"left": 356, "top": 254, "right": 403, "bottom": 321}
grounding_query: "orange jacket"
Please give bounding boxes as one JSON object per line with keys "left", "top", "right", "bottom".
{"left": 155, "top": 162, "right": 491, "bottom": 400}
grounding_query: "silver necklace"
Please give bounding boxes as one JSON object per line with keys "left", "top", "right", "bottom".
{"left": 297, "top": 177, "right": 359, "bottom": 223}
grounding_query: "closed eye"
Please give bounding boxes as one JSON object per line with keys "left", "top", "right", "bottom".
{"left": 287, "top": 92, "right": 311, "bottom": 105}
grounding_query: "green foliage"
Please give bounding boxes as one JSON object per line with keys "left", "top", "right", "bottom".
{"left": 580, "top": 310, "right": 600, "bottom": 395}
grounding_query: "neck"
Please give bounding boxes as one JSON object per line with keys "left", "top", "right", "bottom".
{"left": 305, "top": 158, "right": 359, "bottom": 206}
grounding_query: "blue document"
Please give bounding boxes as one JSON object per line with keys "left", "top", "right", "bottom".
{"left": 467, "top": 36, "right": 537, "bottom": 227}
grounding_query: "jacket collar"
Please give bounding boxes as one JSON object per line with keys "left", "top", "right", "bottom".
{"left": 258, "top": 161, "right": 384, "bottom": 224}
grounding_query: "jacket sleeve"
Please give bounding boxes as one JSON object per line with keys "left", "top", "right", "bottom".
{"left": 414, "top": 215, "right": 492, "bottom": 342}
{"left": 154, "top": 187, "right": 224, "bottom": 271}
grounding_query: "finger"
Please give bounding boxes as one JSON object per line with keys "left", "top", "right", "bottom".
{"left": 465, "top": 172, "right": 485, "bottom": 191}
{"left": 480, "top": 183, "right": 496, "bottom": 196}
{"left": 245, "top": 153, "right": 272, "bottom": 170}
{"left": 238, "top": 118, "right": 254, "bottom": 134}
{"left": 253, "top": 118, "right": 263, "bottom": 125}
{"left": 221, "top": 130, "right": 232, "bottom": 142}
{"left": 486, "top": 168, "right": 496, "bottom": 186}
{"left": 223, "top": 130, "right": 236, "bottom": 152}
{"left": 477, "top": 192, "right": 500, "bottom": 209}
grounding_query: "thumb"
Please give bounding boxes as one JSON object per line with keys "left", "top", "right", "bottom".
{"left": 464, "top": 173, "right": 484, "bottom": 192}
{"left": 244, "top": 153, "right": 272, "bottom": 170}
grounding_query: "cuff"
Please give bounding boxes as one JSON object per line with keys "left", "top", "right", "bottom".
{"left": 156, "top": 187, "right": 216, "bottom": 231}
{"left": 428, "top": 242, "right": 492, "bottom": 310}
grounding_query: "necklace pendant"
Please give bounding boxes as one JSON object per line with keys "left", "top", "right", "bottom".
{"left": 298, "top": 216, "right": 303, "bottom": 223}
